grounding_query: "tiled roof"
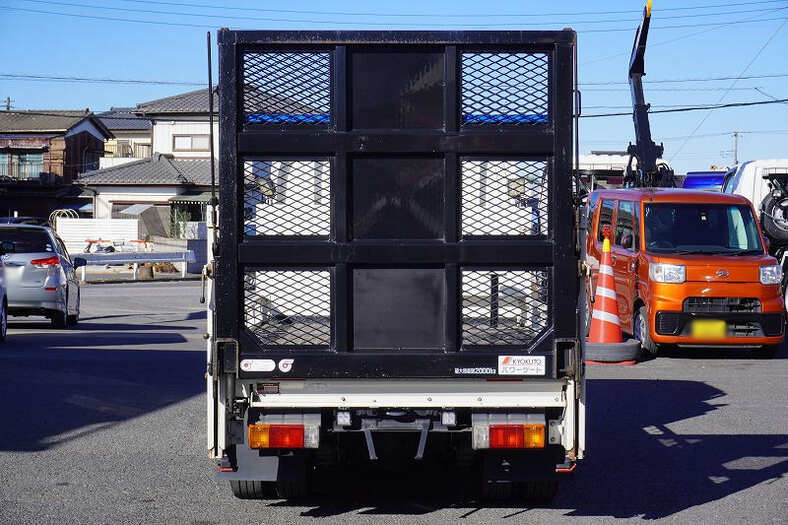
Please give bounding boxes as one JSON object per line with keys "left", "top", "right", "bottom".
{"left": 79, "top": 153, "right": 212, "bottom": 186}
{"left": 97, "top": 107, "right": 152, "bottom": 131}
{"left": 136, "top": 86, "right": 317, "bottom": 115}
{"left": 0, "top": 109, "right": 113, "bottom": 136}
{"left": 136, "top": 88, "right": 217, "bottom": 115}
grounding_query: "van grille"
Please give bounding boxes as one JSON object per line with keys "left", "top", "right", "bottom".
{"left": 683, "top": 297, "right": 761, "bottom": 313}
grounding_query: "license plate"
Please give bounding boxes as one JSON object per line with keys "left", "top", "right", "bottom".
{"left": 691, "top": 319, "right": 726, "bottom": 339}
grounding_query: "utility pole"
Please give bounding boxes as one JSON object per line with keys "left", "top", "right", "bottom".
{"left": 732, "top": 131, "right": 740, "bottom": 165}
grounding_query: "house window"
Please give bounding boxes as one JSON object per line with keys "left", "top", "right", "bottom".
{"left": 173, "top": 135, "right": 210, "bottom": 152}
{"left": 0, "top": 151, "right": 44, "bottom": 180}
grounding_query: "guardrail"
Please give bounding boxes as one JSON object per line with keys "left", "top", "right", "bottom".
{"left": 78, "top": 250, "right": 196, "bottom": 281}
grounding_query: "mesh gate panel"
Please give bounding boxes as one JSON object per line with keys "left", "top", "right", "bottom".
{"left": 461, "top": 160, "right": 549, "bottom": 236}
{"left": 244, "top": 270, "right": 331, "bottom": 346}
{"left": 243, "top": 52, "right": 331, "bottom": 125}
{"left": 242, "top": 160, "right": 331, "bottom": 236}
{"left": 461, "top": 52, "right": 549, "bottom": 125}
{"left": 462, "top": 270, "right": 549, "bottom": 346}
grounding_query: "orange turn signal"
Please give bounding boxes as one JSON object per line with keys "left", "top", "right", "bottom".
{"left": 489, "top": 423, "right": 545, "bottom": 449}
{"left": 248, "top": 424, "right": 304, "bottom": 449}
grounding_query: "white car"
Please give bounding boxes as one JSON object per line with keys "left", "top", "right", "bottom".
{"left": 723, "top": 159, "right": 788, "bottom": 308}
{"left": 0, "top": 225, "right": 86, "bottom": 328}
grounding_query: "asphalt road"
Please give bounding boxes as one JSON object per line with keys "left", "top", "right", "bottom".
{"left": 0, "top": 282, "right": 786, "bottom": 524}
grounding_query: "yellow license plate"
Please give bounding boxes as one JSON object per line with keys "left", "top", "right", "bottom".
{"left": 691, "top": 319, "right": 726, "bottom": 339}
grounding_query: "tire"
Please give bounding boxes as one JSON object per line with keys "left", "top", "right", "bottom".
{"left": 275, "top": 479, "right": 308, "bottom": 499}
{"left": 634, "top": 306, "right": 659, "bottom": 356}
{"left": 518, "top": 480, "right": 559, "bottom": 505}
{"left": 760, "top": 192, "right": 788, "bottom": 243}
{"left": 67, "top": 290, "right": 80, "bottom": 327}
{"left": 752, "top": 345, "right": 778, "bottom": 359}
{"left": 230, "top": 480, "right": 277, "bottom": 499}
{"left": 0, "top": 300, "right": 7, "bottom": 342}
{"left": 51, "top": 305, "right": 68, "bottom": 329}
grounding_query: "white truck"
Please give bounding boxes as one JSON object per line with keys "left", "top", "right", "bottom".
{"left": 205, "top": 29, "right": 585, "bottom": 502}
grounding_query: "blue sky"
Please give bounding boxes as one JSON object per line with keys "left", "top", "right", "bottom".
{"left": 1, "top": 0, "right": 787, "bottom": 173}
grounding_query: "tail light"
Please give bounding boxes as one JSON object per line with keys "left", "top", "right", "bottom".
{"left": 247, "top": 423, "right": 319, "bottom": 449}
{"left": 30, "top": 255, "right": 60, "bottom": 268}
{"left": 489, "top": 424, "right": 545, "bottom": 449}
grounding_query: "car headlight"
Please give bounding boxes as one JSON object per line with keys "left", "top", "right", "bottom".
{"left": 759, "top": 265, "right": 783, "bottom": 285}
{"left": 649, "top": 263, "right": 686, "bottom": 284}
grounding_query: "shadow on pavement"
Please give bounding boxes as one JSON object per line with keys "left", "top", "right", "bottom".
{"left": 0, "top": 344, "right": 203, "bottom": 452}
{"left": 259, "top": 379, "right": 787, "bottom": 520}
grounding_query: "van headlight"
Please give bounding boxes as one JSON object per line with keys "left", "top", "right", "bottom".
{"left": 649, "top": 263, "right": 686, "bottom": 284}
{"left": 759, "top": 265, "right": 783, "bottom": 285}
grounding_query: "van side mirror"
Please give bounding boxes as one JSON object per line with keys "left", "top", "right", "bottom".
{"left": 0, "top": 241, "right": 14, "bottom": 256}
{"left": 763, "top": 237, "right": 771, "bottom": 253}
{"left": 73, "top": 257, "right": 87, "bottom": 269}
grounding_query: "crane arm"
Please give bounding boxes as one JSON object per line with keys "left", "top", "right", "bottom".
{"left": 625, "top": 0, "right": 674, "bottom": 187}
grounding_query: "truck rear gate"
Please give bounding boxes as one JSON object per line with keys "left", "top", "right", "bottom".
{"left": 210, "top": 29, "right": 583, "bottom": 500}
{"left": 216, "top": 30, "right": 578, "bottom": 379}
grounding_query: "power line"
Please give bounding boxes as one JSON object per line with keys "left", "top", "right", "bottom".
{"left": 581, "top": 72, "right": 788, "bottom": 86}
{"left": 669, "top": 19, "right": 788, "bottom": 162}
{"left": 581, "top": 97, "right": 788, "bottom": 118}
{"left": 6, "top": 97, "right": 787, "bottom": 122}
{"left": 18, "top": 0, "right": 782, "bottom": 26}
{"left": 5, "top": 3, "right": 788, "bottom": 31}
{"left": 104, "top": 0, "right": 788, "bottom": 18}
{"left": 0, "top": 73, "right": 204, "bottom": 86}
{"left": 580, "top": 5, "right": 788, "bottom": 65}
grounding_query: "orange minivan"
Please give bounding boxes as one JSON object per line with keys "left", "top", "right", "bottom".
{"left": 586, "top": 188, "right": 785, "bottom": 357}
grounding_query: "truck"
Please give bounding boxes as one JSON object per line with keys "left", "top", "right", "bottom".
{"left": 205, "top": 29, "right": 584, "bottom": 502}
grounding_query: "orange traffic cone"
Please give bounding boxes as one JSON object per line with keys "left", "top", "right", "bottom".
{"left": 585, "top": 226, "right": 641, "bottom": 365}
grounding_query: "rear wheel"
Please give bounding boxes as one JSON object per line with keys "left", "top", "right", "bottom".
{"left": 634, "top": 306, "right": 659, "bottom": 356}
{"left": 67, "top": 290, "right": 80, "bottom": 326}
{"left": 51, "top": 304, "right": 68, "bottom": 329}
{"left": 230, "top": 480, "right": 277, "bottom": 499}
{"left": 0, "top": 300, "right": 7, "bottom": 342}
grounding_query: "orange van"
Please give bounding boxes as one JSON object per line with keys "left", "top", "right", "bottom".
{"left": 586, "top": 188, "right": 784, "bottom": 357}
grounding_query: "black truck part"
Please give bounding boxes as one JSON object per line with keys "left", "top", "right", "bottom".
{"left": 215, "top": 30, "right": 579, "bottom": 380}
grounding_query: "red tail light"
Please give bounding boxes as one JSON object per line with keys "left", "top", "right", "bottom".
{"left": 489, "top": 424, "right": 545, "bottom": 449}
{"left": 248, "top": 424, "right": 305, "bottom": 449}
{"left": 30, "top": 255, "right": 60, "bottom": 268}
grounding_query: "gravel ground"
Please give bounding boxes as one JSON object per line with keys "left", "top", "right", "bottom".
{"left": 0, "top": 281, "right": 786, "bottom": 524}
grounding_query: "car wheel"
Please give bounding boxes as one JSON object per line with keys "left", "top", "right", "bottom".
{"left": 230, "top": 480, "right": 277, "bottom": 499}
{"left": 51, "top": 300, "right": 68, "bottom": 329}
{"left": 67, "top": 290, "right": 80, "bottom": 326}
{"left": 635, "top": 306, "right": 659, "bottom": 356}
{"left": 0, "top": 300, "right": 7, "bottom": 342}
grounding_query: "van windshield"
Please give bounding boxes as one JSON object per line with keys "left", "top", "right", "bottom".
{"left": 644, "top": 203, "right": 763, "bottom": 255}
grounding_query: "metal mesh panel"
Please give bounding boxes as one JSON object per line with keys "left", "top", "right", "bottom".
{"left": 462, "top": 270, "right": 549, "bottom": 346}
{"left": 461, "top": 160, "right": 549, "bottom": 236}
{"left": 244, "top": 270, "right": 331, "bottom": 346}
{"left": 461, "top": 53, "right": 549, "bottom": 125}
{"left": 242, "top": 160, "right": 331, "bottom": 236}
{"left": 243, "top": 52, "right": 331, "bottom": 125}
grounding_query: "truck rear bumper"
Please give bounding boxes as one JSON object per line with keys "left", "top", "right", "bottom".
{"left": 243, "top": 379, "right": 566, "bottom": 409}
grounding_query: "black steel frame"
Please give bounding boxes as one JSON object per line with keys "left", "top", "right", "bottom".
{"left": 217, "top": 30, "right": 577, "bottom": 379}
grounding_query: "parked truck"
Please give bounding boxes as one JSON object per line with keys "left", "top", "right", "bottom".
{"left": 205, "top": 29, "right": 584, "bottom": 502}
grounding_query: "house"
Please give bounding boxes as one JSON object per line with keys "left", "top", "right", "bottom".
{"left": 135, "top": 88, "right": 217, "bottom": 159}
{"left": 97, "top": 107, "right": 152, "bottom": 169}
{"left": 0, "top": 109, "right": 113, "bottom": 217}
{"left": 79, "top": 152, "right": 212, "bottom": 236}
